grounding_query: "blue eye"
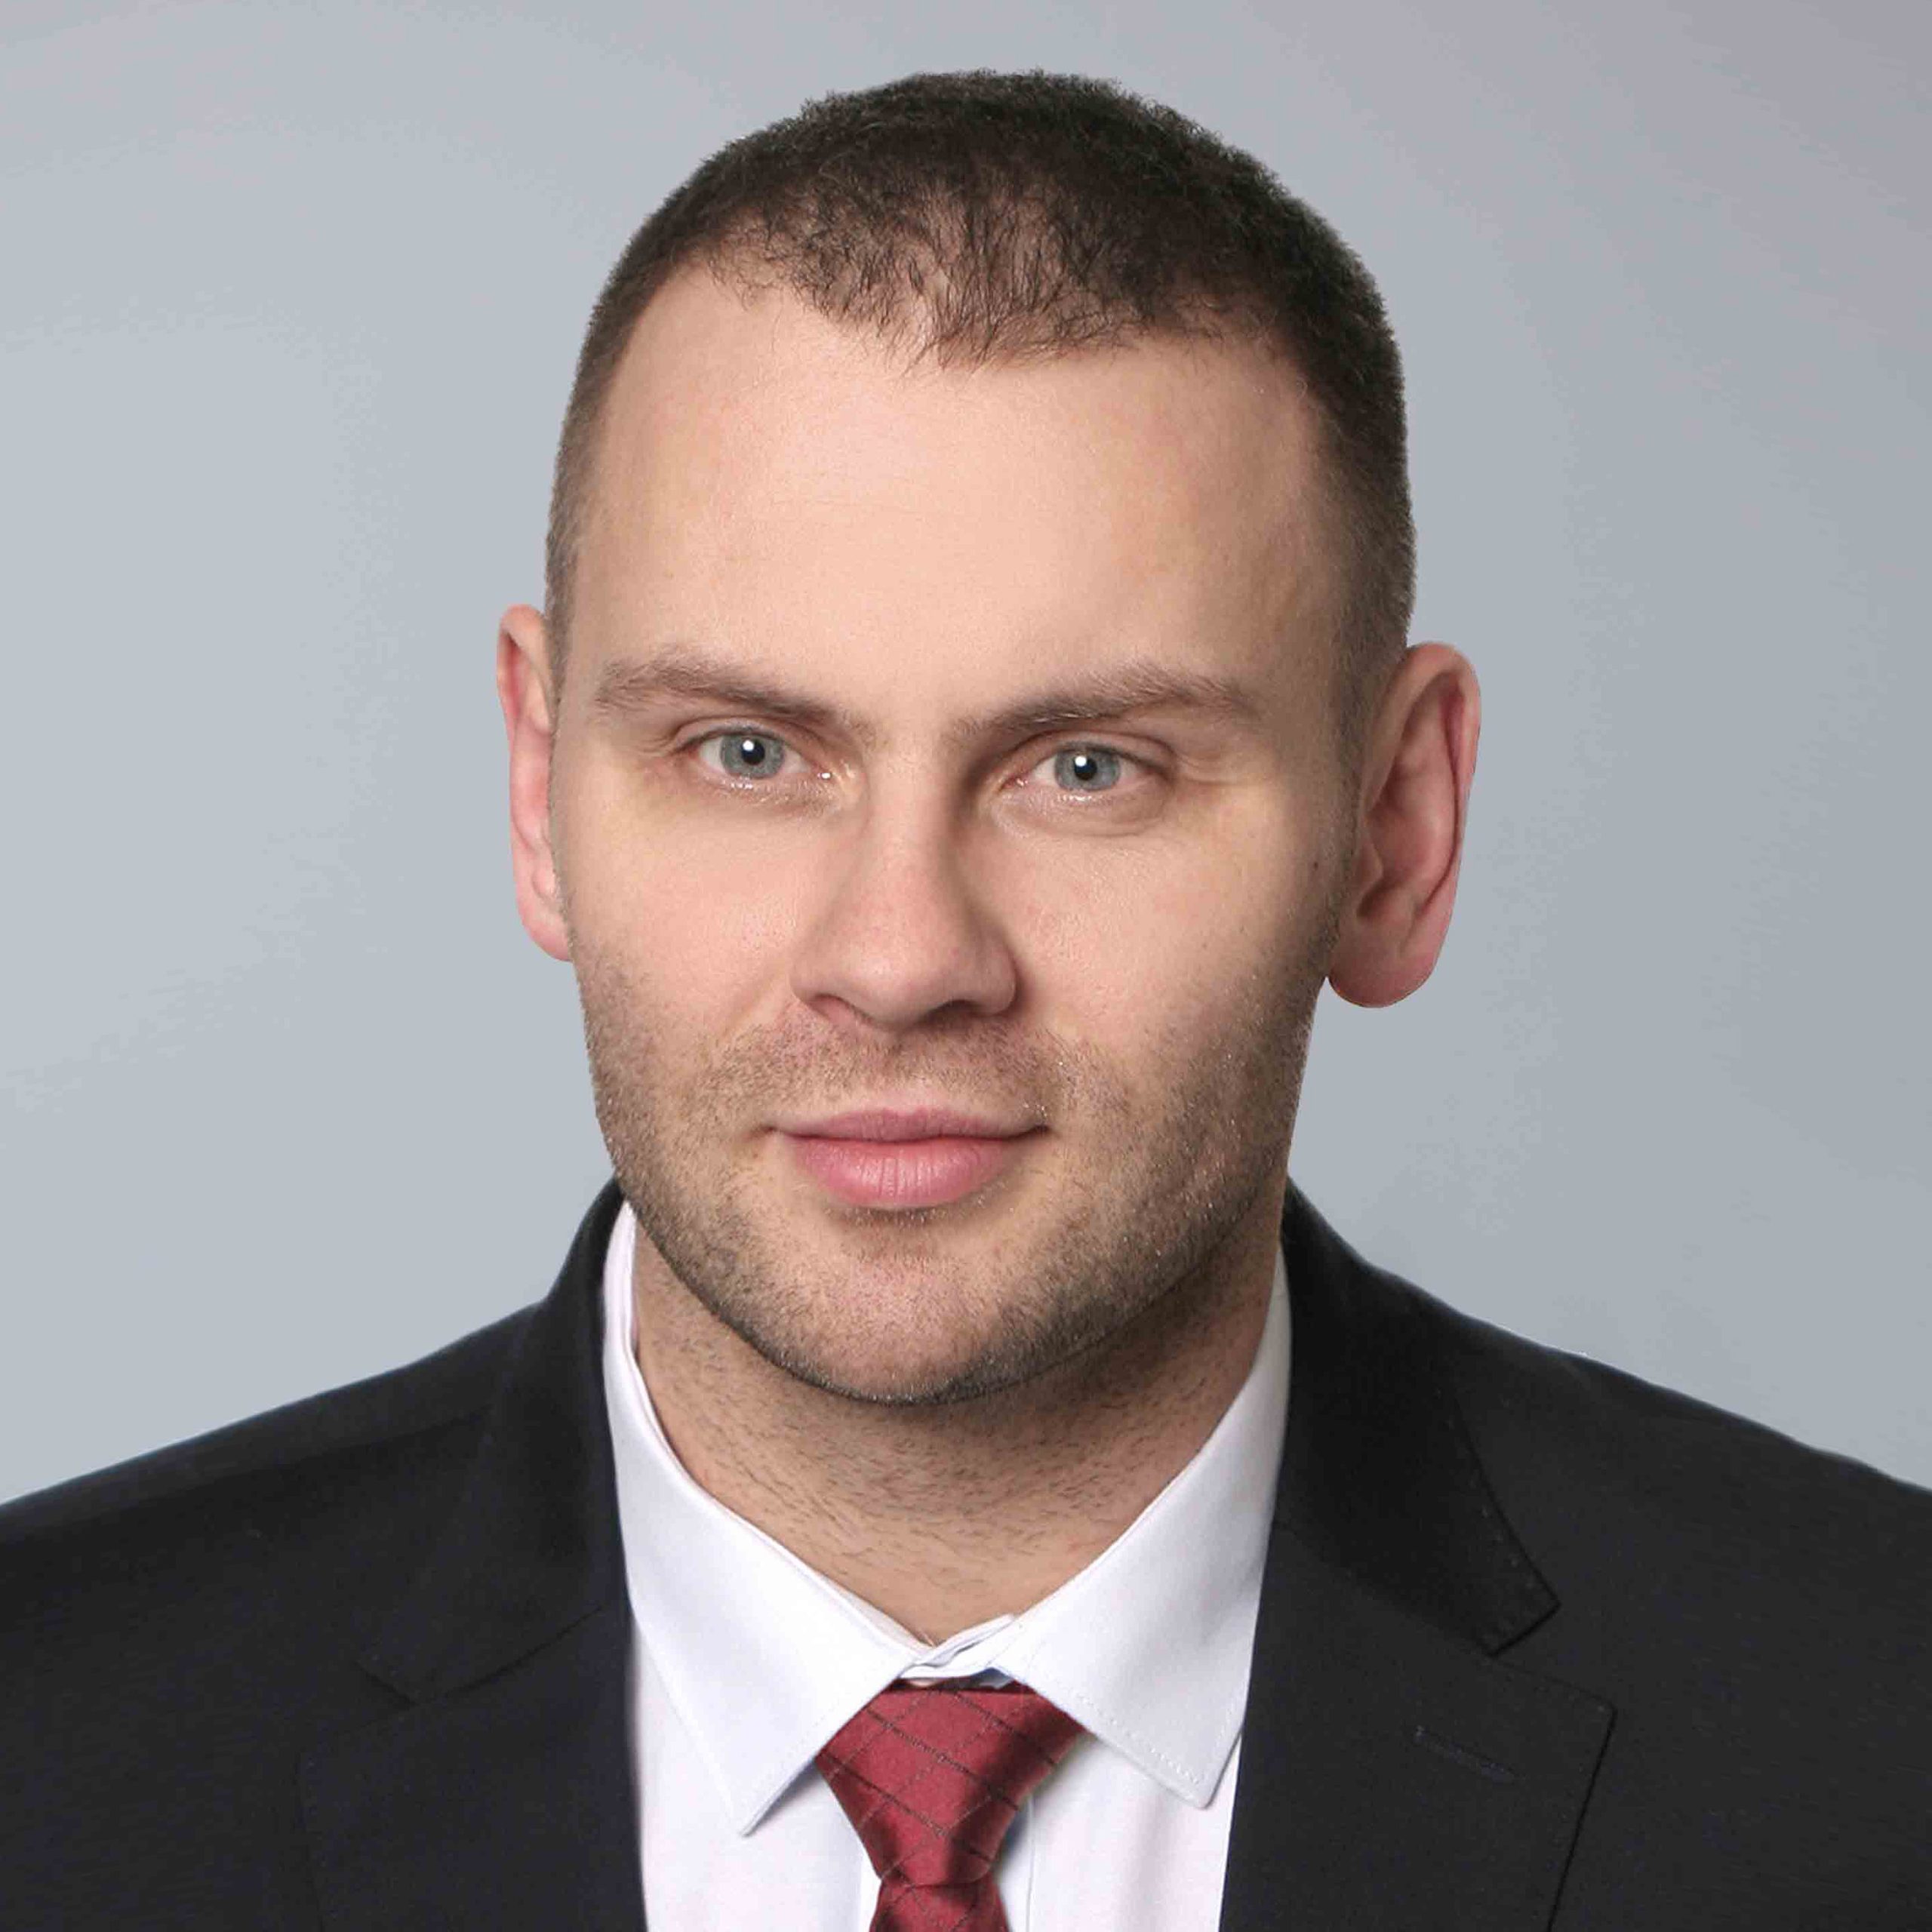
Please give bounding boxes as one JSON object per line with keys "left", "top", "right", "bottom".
{"left": 1051, "top": 746, "right": 1126, "bottom": 794}
{"left": 709, "top": 731, "right": 786, "bottom": 780}
{"left": 685, "top": 729, "right": 1151, "bottom": 801}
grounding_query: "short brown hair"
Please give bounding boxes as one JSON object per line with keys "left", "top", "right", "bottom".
{"left": 545, "top": 68, "right": 1415, "bottom": 775}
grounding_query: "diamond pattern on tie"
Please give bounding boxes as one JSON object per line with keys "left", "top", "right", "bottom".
{"left": 816, "top": 1678, "right": 1084, "bottom": 1932}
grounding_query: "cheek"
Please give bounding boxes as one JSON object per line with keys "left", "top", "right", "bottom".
{"left": 1054, "top": 908, "right": 1283, "bottom": 1048}
{"left": 1022, "top": 877, "right": 1309, "bottom": 1073}
{"left": 565, "top": 757, "right": 794, "bottom": 954}
{"left": 1068, "top": 823, "right": 1312, "bottom": 989}
{"left": 582, "top": 843, "right": 795, "bottom": 1016}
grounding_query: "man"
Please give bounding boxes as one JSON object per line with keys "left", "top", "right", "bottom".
{"left": 3, "top": 67, "right": 1927, "bottom": 1932}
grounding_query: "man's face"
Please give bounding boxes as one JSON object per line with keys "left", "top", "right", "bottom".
{"left": 519, "top": 268, "right": 1355, "bottom": 1406}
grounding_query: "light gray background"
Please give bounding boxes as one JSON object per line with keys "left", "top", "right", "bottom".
{"left": 4, "top": 0, "right": 1926, "bottom": 1505}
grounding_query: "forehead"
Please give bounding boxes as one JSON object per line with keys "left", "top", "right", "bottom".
{"left": 573, "top": 266, "right": 1331, "bottom": 703}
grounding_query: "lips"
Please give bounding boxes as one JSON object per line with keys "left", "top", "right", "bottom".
{"left": 780, "top": 1106, "right": 1029, "bottom": 1142}
{"left": 781, "top": 1128, "right": 1035, "bottom": 1208}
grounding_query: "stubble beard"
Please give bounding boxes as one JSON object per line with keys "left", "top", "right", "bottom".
{"left": 565, "top": 900, "right": 1331, "bottom": 1411}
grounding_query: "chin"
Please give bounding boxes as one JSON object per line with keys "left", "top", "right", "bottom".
{"left": 767, "top": 1319, "right": 1032, "bottom": 1408}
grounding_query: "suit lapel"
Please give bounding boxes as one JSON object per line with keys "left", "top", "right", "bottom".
{"left": 299, "top": 1177, "right": 647, "bottom": 1931}
{"left": 299, "top": 1171, "right": 1615, "bottom": 1929}
{"left": 1218, "top": 1182, "right": 1616, "bottom": 1931}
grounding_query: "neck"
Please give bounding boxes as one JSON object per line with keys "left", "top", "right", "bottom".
{"left": 627, "top": 1188, "right": 1282, "bottom": 1645}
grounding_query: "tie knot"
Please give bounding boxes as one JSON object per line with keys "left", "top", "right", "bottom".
{"left": 816, "top": 1679, "right": 1084, "bottom": 1894}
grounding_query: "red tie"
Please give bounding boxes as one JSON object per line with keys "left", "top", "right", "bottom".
{"left": 815, "top": 1678, "right": 1084, "bottom": 1931}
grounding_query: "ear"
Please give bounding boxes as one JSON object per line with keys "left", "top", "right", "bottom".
{"left": 1327, "top": 643, "right": 1481, "bottom": 1008}
{"left": 496, "top": 605, "right": 571, "bottom": 964}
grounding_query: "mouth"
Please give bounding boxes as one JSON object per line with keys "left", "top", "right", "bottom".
{"left": 777, "top": 1127, "right": 1040, "bottom": 1209}
{"left": 776, "top": 1105, "right": 1033, "bottom": 1142}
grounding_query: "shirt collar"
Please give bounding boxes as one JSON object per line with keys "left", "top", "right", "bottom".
{"left": 600, "top": 1199, "right": 1291, "bottom": 1832}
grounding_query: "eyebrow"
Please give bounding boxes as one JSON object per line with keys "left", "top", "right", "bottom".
{"left": 587, "top": 642, "right": 1271, "bottom": 755}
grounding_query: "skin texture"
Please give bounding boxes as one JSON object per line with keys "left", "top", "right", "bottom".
{"left": 497, "top": 266, "right": 1480, "bottom": 1642}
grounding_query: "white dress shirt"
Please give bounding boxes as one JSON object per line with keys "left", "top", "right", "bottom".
{"left": 599, "top": 1200, "right": 1291, "bottom": 1930}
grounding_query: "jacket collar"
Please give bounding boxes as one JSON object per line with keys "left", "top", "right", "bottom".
{"left": 1216, "top": 1184, "right": 1616, "bottom": 1930}
{"left": 300, "top": 1173, "right": 1614, "bottom": 1932}
{"left": 354, "top": 1177, "right": 629, "bottom": 1705}
{"left": 1274, "top": 1178, "right": 1558, "bottom": 1652}
{"left": 299, "top": 1176, "right": 642, "bottom": 1931}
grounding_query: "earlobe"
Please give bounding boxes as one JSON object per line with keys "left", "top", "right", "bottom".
{"left": 1324, "top": 644, "right": 1480, "bottom": 1011}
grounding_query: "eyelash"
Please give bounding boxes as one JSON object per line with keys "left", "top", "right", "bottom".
{"left": 677, "top": 727, "right": 1158, "bottom": 804}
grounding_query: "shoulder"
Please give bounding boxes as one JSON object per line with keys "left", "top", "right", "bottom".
{"left": 0, "top": 1303, "right": 532, "bottom": 1601}
{"left": 1410, "top": 1275, "right": 1932, "bottom": 1666}
{"left": 1371, "top": 1265, "right": 1932, "bottom": 1897}
{"left": 0, "top": 1303, "right": 541, "bottom": 1918}
{"left": 1427, "top": 1284, "right": 1931, "bottom": 1560}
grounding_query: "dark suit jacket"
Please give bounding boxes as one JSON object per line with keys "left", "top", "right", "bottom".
{"left": 3, "top": 1175, "right": 1929, "bottom": 1928}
